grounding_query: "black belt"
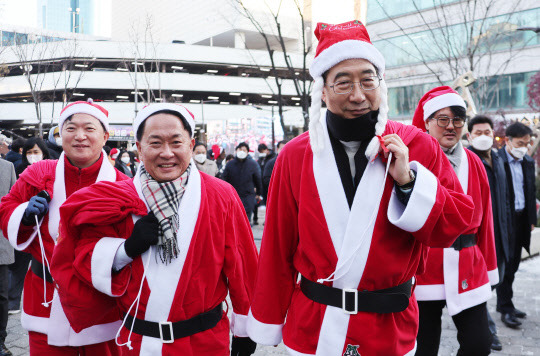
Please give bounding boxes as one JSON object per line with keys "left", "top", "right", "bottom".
{"left": 451, "top": 234, "right": 477, "bottom": 251}
{"left": 124, "top": 304, "right": 222, "bottom": 343}
{"left": 300, "top": 277, "right": 412, "bottom": 314}
{"left": 31, "top": 256, "right": 53, "bottom": 283}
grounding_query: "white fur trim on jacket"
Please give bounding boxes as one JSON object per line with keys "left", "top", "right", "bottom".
{"left": 7, "top": 202, "right": 40, "bottom": 251}
{"left": 387, "top": 161, "right": 438, "bottom": 232}
{"left": 246, "top": 309, "right": 284, "bottom": 346}
{"left": 92, "top": 237, "right": 128, "bottom": 297}
{"left": 230, "top": 312, "right": 249, "bottom": 337}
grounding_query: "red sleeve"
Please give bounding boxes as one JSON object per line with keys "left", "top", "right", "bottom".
{"left": 223, "top": 185, "right": 259, "bottom": 337}
{"left": 387, "top": 133, "right": 475, "bottom": 247}
{"left": 247, "top": 148, "right": 299, "bottom": 345}
{"left": 0, "top": 174, "right": 41, "bottom": 251}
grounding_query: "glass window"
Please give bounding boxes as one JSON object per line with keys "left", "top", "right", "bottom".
{"left": 373, "top": 7, "right": 540, "bottom": 68}
{"left": 367, "top": 0, "right": 460, "bottom": 23}
{"left": 1, "top": 31, "right": 15, "bottom": 46}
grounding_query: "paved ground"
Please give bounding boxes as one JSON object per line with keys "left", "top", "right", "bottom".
{"left": 5, "top": 211, "right": 540, "bottom": 355}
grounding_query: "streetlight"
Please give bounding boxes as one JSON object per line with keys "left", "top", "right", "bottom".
{"left": 68, "top": 7, "right": 80, "bottom": 33}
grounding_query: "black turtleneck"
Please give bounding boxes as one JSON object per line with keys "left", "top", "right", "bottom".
{"left": 326, "top": 110, "right": 377, "bottom": 208}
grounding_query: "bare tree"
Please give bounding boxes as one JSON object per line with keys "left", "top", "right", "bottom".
{"left": 11, "top": 35, "right": 61, "bottom": 137}
{"left": 374, "top": 0, "right": 533, "bottom": 113}
{"left": 120, "top": 14, "right": 164, "bottom": 114}
{"left": 231, "top": 0, "right": 312, "bottom": 138}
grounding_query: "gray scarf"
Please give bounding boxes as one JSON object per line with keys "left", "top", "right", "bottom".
{"left": 443, "top": 141, "right": 463, "bottom": 174}
{"left": 140, "top": 164, "right": 190, "bottom": 264}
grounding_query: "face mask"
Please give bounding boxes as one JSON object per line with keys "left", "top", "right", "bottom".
{"left": 121, "top": 156, "right": 130, "bottom": 164}
{"left": 510, "top": 146, "right": 528, "bottom": 160}
{"left": 194, "top": 153, "right": 206, "bottom": 164}
{"left": 259, "top": 152, "right": 267, "bottom": 158}
{"left": 471, "top": 135, "right": 493, "bottom": 151}
{"left": 236, "top": 150, "right": 248, "bottom": 160}
{"left": 55, "top": 137, "right": 62, "bottom": 146}
{"left": 27, "top": 154, "right": 43, "bottom": 165}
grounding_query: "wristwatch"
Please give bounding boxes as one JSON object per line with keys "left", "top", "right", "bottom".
{"left": 397, "top": 170, "right": 416, "bottom": 190}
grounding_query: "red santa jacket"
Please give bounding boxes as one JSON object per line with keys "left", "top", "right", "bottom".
{"left": 0, "top": 153, "right": 127, "bottom": 346}
{"left": 415, "top": 146, "right": 498, "bottom": 315}
{"left": 246, "top": 119, "right": 474, "bottom": 356}
{"left": 51, "top": 167, "right": 259, "bottom": 355}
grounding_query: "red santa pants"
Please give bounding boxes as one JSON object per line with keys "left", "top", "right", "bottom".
{"left": 29, "top": 331, "right": 122, "bottom": 356}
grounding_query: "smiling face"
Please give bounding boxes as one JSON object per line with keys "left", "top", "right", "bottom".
{"left": 61, "top": 113, "right": 109, "bottom": 168}
{"left": 136, "top": 113, "right": 194, "bottom": 182}
{"left": 322, "top": 58, "right": 381, "bottom": 119}
{"left": 425, "top": 107, "right": 464, "bottom": 150}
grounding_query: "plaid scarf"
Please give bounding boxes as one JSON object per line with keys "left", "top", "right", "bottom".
{"left": 140, "top": 163, "right": 190, "bottom": 264}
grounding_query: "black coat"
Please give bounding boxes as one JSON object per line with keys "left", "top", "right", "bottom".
{"left": 262, "top": 156, "right": 277, "bottom": 199}
{"left": 468, "top": 147, "right": 512, "bottom": 261}
{"left": 222, "top": 156, "right": 262, "bottom": 199}
{"left": 498, "top": 146, "right": 537, "bottom": 252}
{"left": 5, "top": 151, "right": 22, "bottom": 170}
{"left": 45, "top": 141, "right": 63, "bottom": 160}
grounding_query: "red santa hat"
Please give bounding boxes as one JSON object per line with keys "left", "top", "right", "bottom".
{"left": 58, "top": 98, "right": 109, "bottom": 136}
{"left": 309, "top": 20, "right": 388, "bottom": 159}
{"left": 110, "top": 148, "right": 119, "bottom": 160}
{"left": 133, "top": 103, "right": 196, "bottom": 141}
{"left": 412, "top": 86, "right": 466, "bottom": 132}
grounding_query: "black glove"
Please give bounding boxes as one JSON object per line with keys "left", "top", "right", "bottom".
{"left": 124, "top": 211, "right": 159, "bottom": 258}
{"left": 21, "top": 191, "right": 51, "bottom": 226}
{"left": 231, "top": 336, "right": 257, "bottom": 356}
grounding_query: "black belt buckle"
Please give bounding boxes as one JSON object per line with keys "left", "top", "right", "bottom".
{"left": 159, "top": 321, "right": 174, "bottom": 343}
{"left": 342, "top": 288, "right": 358, "bottom": 314}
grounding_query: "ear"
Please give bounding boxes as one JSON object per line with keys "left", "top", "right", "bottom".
{"left": 504, "top": 137, "right": 510, "bottom": 145}
{"left": 424, "top": 120, "right": 430, "bottom": 132}
{"left": 322, "top": 85, "right": 327, "bottom": 104}
{"left": 190, "top": 138, "right": 196, "bottom": 151}
{"left": 466, "top": 132, "right": 471, "bottom": 142}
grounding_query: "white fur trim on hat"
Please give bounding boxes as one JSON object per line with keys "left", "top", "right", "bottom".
{"left": 423, "top": 93, "right": 466, "bottom": 120}
{"left": 310, "top": 40, "right": 386, "bottom": 78}
{"left": 58, "top": 103, "right": 109, "bottom": 136}
{"left": 133, "top": 103, "right": 196, "bottom": 141}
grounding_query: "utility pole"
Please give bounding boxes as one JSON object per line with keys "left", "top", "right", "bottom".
{"left": 134, "top": 52, "right": 138, "bottom": 117}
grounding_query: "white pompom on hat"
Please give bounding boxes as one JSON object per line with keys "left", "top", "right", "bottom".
{"left": 133, "top": 103, "right": 196, "bottom": 141}
{"left": 309, "top": 20, "right": 388, "bottom": 160}
{"left": 58, "top": 98, "right": 109, "bottom": 136}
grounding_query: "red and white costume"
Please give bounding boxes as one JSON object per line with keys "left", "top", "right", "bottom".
{"left": 414, "top": 147, "right": 498, "bottom": 314}
{"left": 411, "top": 87, "right": 498, "bottom": 315}
{"left": 0, "top": 153, "right": 127, "bottom": 349}
{"left": 51, "top": 165, "right": 259, "bottom": 355}
{"left": 246, "top": 117, "right": 475, "bottom": 356}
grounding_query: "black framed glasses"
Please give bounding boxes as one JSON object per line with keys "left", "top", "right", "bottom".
{"left": 432, "top": 115, "right": 466, "bottom": 128}
{"left": 329, "top": 76, "right": 381, "bottom": 95}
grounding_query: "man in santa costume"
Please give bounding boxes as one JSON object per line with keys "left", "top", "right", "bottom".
{"left": 246, "top": 20, "right": 475, "bottom": 356}
{"left": 51, "top": 103, "right": 259, "bottom": 355}
{"left": 0, "top": 99, "right": 128, "bottom": 355}
{"left": 411, "top": 86, "right": 498, "bottom": 356}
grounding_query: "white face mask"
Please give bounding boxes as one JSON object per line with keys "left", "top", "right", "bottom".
{"left": 470, "top": 135, "right": 493, "bottom": 151}
{"left": 510, "top": 146, "right": 528, "bottom": 160}
{"left": 27, "top": 154, "right": 43, "bottom": 165}
{"left": 259, "top": 152, "right": 267, "bottom": 158}
{"left": 194, "top": 153, "right": 206, "bottom": 164}
{"left": 121, "top": 156, "right": 130, "bottom": 164}
{"left": 55, "top": 137, "right": 62, "bottom": 146}
{"left": 236, "top": 150, "right": 248, "bottom": 160}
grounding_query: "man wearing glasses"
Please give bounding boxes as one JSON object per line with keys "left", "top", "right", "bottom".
{"left": 246, "top": 22, "right": 475, "bottom": 356}
{"left": 412, "top": 86, "right": 498, "bottom": 356}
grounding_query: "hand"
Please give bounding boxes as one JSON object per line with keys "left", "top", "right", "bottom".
{"left": 382, "top": 134, "right": 412, "bottom": 186}
{"left": 231, "top": 336, "right": 257, "bottom": 356}
{"left": 21, "top": 195, "right": 50, "bottom": 226}
{"left": 124, "top": 211, "right": 160, "bottom": 258}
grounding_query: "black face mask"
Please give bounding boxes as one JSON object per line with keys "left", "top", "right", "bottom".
{"left": 326, "top": 110, "right": 379, "bottom": 142}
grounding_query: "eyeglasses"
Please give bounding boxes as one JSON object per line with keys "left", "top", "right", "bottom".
{"left": 431, "top": 115, "right": 466, "bottom": 128}
{"left": 329, "top": 76, "right": 381, "bottom": 95}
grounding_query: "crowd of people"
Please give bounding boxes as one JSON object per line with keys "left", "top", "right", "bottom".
{"left": 0, "top": 19, "right": 536, "bottom": 356}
